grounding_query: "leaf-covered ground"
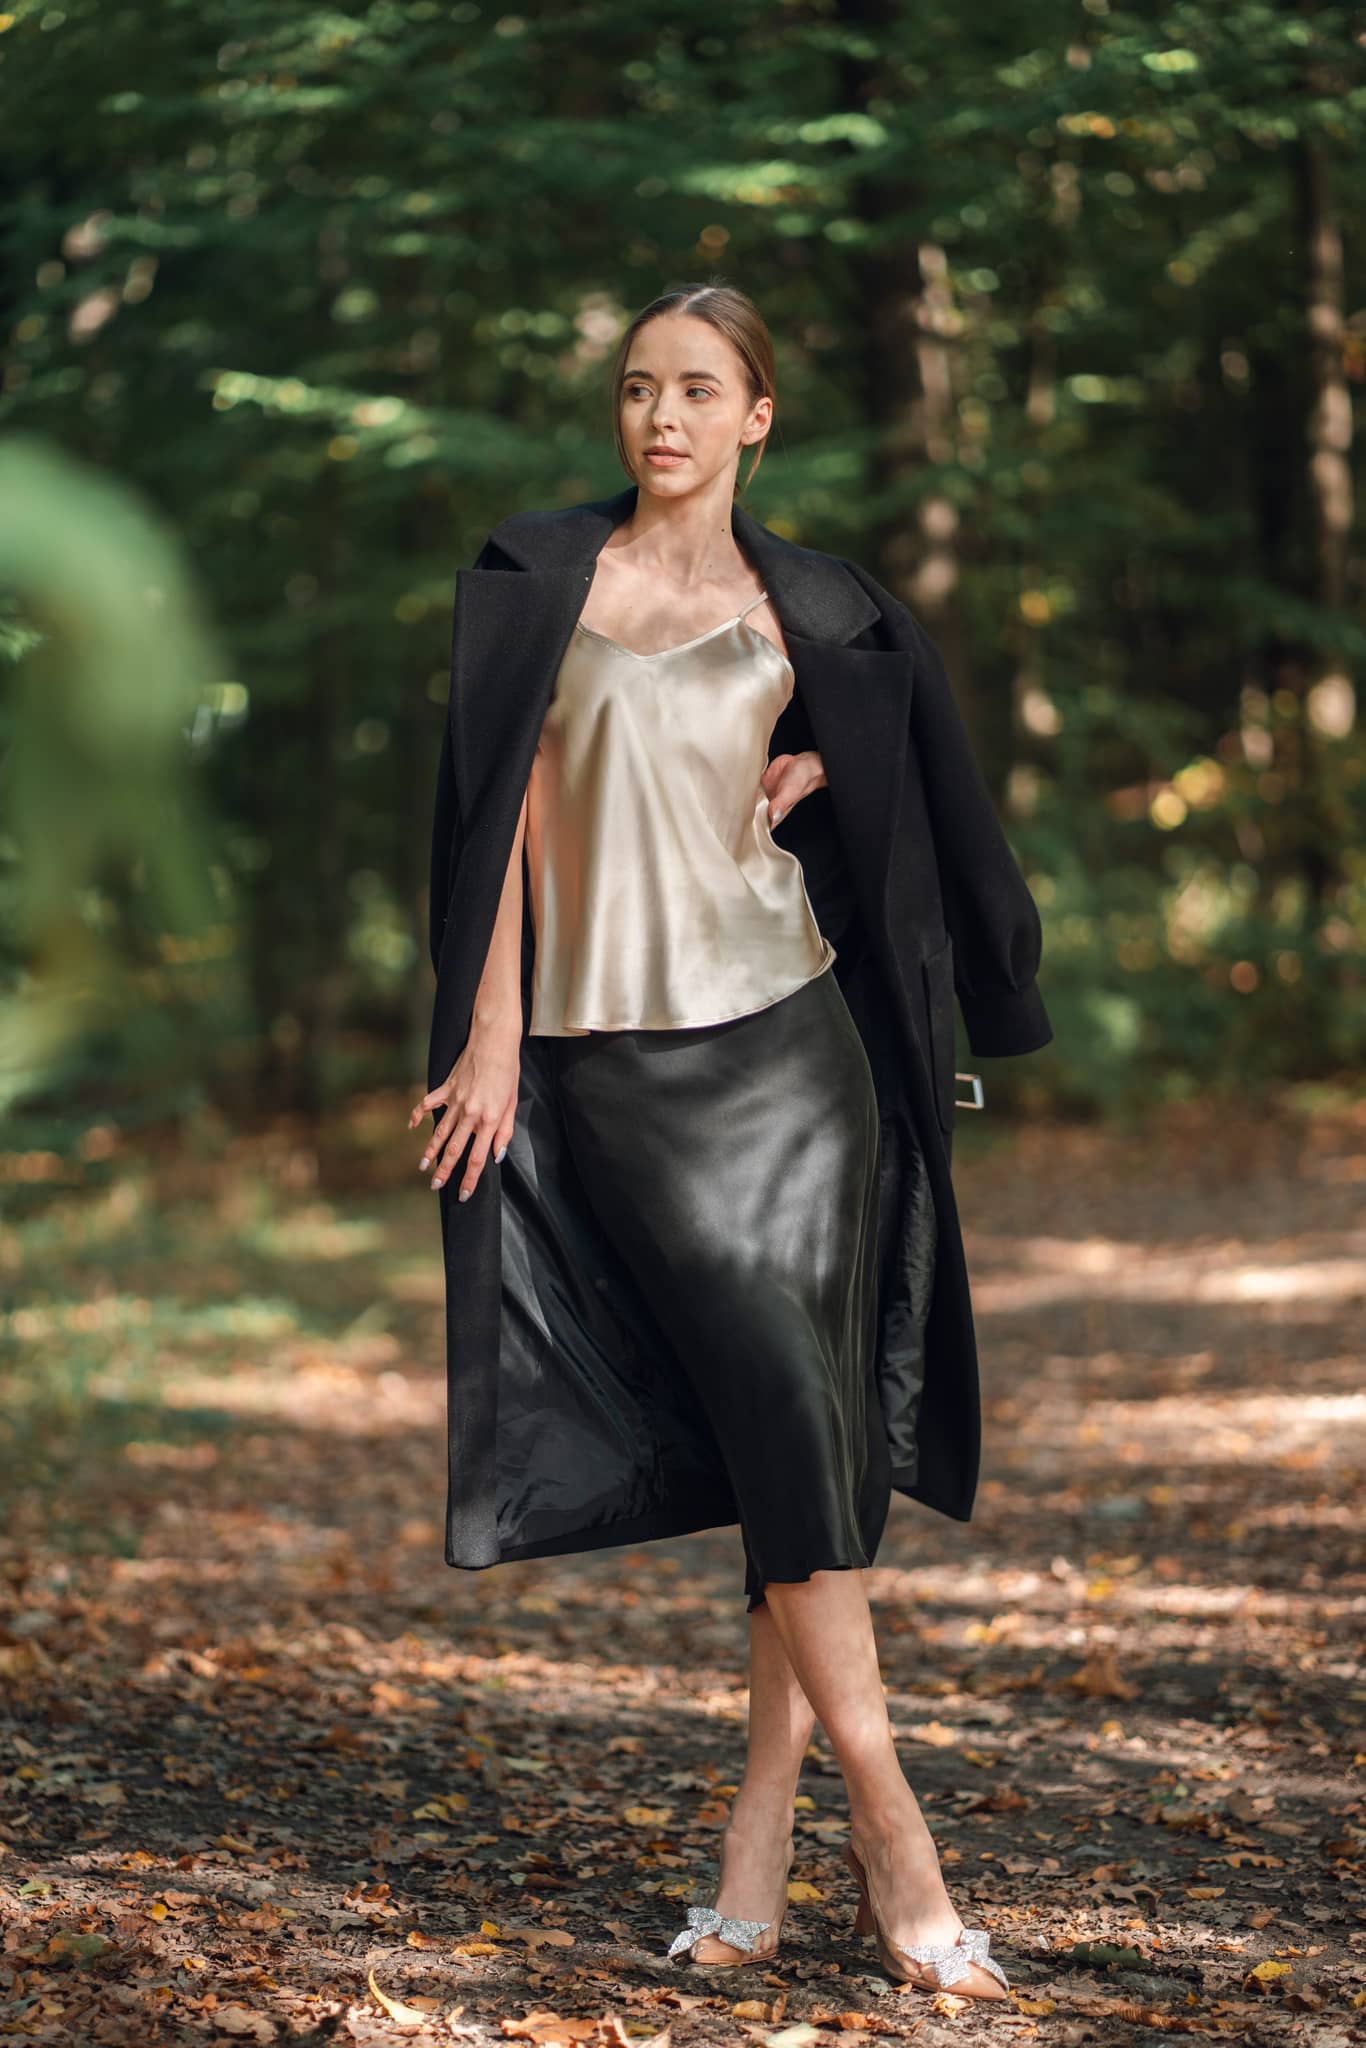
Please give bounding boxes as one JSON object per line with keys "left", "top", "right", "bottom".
{"left": 2, "top": 1093, "right": 1364, "bottom": 2046}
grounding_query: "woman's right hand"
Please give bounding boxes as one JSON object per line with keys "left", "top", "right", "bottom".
{"left": 410, "top": 1028, "right": 521, "bottom": 1201}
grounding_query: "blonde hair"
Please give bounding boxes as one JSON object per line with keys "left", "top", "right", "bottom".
{"left": 610, "top": 281, "right": 776, "bottom": 498}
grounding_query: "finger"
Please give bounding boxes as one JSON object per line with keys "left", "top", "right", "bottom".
{"left": 410, "top": 1094, "right": 441, "bottom": 1131}
{"left": 430, "top": 1114, "right": 475, "bottom": 1190}
{"left": 769, "top": 758, "right": 825, "bottom": 826}
{"left": 417, "top": 1098, "right": 450, "bottom": 1170}
{"left": 456, "top": 1126, "right": 495, "bottom": 1203}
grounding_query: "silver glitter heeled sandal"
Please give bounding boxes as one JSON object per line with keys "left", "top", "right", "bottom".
{"left": 665, "top": 1832, "right": 794, "bottom": 1970}
{"left": 844, "top": 1840, "right": 1010, "bottom": 2001}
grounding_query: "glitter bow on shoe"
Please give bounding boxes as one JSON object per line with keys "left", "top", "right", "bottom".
{"left": 886, "top": 1924, "right": 1010, "bottom": 1994}
{"left": 844, "top": 1841, "right": 1010, "bottom": 2002}
{"left": 665, "top": 1905, "right": 771, "bottom": 1962}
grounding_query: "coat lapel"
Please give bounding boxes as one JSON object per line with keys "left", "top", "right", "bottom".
{"left": 448, "top": 486, "right": 915, "bottom": 934}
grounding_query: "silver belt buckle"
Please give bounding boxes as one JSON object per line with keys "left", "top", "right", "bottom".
{"left": 955, "top": 1071, "right": 985, "bottom": 1110}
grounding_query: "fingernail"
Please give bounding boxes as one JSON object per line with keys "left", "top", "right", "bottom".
{"left": 771, "top": 807, "right": 783, "bottom": 825}
{"left": 419, "top": 1156, "right": 430, "bottom": 1171}
{"left": 494, "top": 1144, "right": 508, "bottom": 1163}
{"left": 458, "top": 1188, "right": 470, "bottom": 1202}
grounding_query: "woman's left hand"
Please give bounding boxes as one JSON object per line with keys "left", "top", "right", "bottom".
{"left": 761, "top": 750, "right": 826, "bottom": 829}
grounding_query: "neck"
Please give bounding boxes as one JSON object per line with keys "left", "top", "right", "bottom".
{"left": 607, "top": 475, "right": 747, "bottom": 588}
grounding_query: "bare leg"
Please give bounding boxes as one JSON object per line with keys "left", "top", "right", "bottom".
{"left": 759, "top": 1566, "right": 1006, "bottom": 1997}
{"left": 689, "top": 1599, "right": 813, "bottom": 1962}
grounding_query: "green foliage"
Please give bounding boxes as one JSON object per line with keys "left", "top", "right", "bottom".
{"left": 2, "top": 0, "right": 1362, "bottom": 1113}
{"left": 0, "top": 437, "right": 249, "bottom": 1111}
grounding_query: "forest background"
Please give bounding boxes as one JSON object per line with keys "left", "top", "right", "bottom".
{"left": 3, "top": 0, "right": 1363, "bottom": 1130}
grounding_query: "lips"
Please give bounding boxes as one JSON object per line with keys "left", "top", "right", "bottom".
{"left": 645, "top": 448, "right": 686, "bottom": 460}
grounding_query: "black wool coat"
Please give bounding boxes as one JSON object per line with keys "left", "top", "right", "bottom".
{"left": 427, "top": 483, "right": 1053, "bottom": 1575}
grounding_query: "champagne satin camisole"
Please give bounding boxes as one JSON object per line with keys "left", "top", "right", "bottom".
{"left": 525, "top": 588, "right": 836, "bottom": 1037}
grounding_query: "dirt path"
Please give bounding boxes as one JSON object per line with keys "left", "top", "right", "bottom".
{"left": 2, "top": 1096, "right": 1363, "bottom": 2045}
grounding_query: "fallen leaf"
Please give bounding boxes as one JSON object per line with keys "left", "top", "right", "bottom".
{"left": 1062, "top": 1940, "right": 1147, "bottom": 1969}
{"left": 41, "top": 1931, "right": 117, "bottom": 1968}
{"left": 908, "top": 1721, "right": 959, "bottom": 1746}
{"left": 1063, "top": 1648, "right": 1140, "bottom": 1699}
{"left": 413, "top": 1794, "right": 467, "bottom": 1821}
{"left": 367, "top": 1967, "right": 436, "bottom": 2027}
{"left": 213, "top": 2005, "right": 276, "bottom": 2042}
{"left": 519, "top": 1927, "right": 576, "bottom": 1950}
{"left": 500, "top": 2013, "right": 598, "bottom": 2043}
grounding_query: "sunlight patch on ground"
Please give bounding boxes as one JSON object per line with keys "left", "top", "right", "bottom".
{"left": 972, "top": 1232, "right": 1366, "bottom": 1311}
{"left": 1006, "top": 1384, "right": 1366, "bottom": 1469}
{"left": 88, "top": 1356, "right": 444, "bottom": 1429}
{"left": 864, "top": 1558, "right": 1362, "bottom": 1631}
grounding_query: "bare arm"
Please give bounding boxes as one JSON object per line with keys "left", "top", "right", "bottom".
{"left": 471, "top": 788, "right": 528, "bottom": 1039}
{"left": 412, "top": 790, "right": 528, "bottom": 1200}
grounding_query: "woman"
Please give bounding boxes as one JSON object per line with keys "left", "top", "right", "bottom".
{"left": 412, "top": 283, "right": 1051, "bottom": 2002}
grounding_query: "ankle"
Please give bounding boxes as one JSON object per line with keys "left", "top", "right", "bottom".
{"left": 727, "top": 1787, "right": 796, "bottom": 1841}
{"left": 848, "top": 1790, "right": 925, "bottom": 1856}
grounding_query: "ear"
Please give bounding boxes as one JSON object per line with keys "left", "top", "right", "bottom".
{"left": 742, "top": 393, "right": 773, "bottom": 444}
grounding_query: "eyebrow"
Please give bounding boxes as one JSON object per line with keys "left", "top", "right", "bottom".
{"left": 623, "top": 367, "right": 724, "bottom": 384}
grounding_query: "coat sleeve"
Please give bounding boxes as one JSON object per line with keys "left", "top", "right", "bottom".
{"left": 428, "top": 534, "right": 503, "bottom": 976}
{"left": 847, "top": 562, "right": 1054, "bottom": 1060}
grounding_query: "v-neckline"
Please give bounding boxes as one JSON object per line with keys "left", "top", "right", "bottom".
{"left": 574, "top": 591, "right": 781, "bottom": 664}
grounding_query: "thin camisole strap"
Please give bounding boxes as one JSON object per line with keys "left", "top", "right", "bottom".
{"left": 737, "top": 590, "right": 769, "bottom": 621}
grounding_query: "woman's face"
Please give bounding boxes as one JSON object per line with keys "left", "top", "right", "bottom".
{"left": 619, "top": 313, "right": 770, "bottom": 498}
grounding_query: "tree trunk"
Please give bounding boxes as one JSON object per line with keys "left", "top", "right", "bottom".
{"left": 1296, "top": 130, "right": 1355, "bottom": 735}
{"left": 838, "top": 0, "right": 976, "bottom": 744}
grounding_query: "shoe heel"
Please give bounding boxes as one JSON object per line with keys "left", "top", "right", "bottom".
{"left": 843, "top": 1843, "right": 874, "bottom": 1936}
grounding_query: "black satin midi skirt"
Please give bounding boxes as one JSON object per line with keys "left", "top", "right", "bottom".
{"left": 550, "top": 962, "right": 891, "bottom": 1610}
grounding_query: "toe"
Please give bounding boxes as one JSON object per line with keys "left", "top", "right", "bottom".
{"left": 689, "top": 1932, "right": 776, "bottom": 1966}
{"left": 968, "top": 1965, "right": 1010, "bottom": 2001}
{"left": 690, "top": 1936, "right": 742, "bottom": 1965}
